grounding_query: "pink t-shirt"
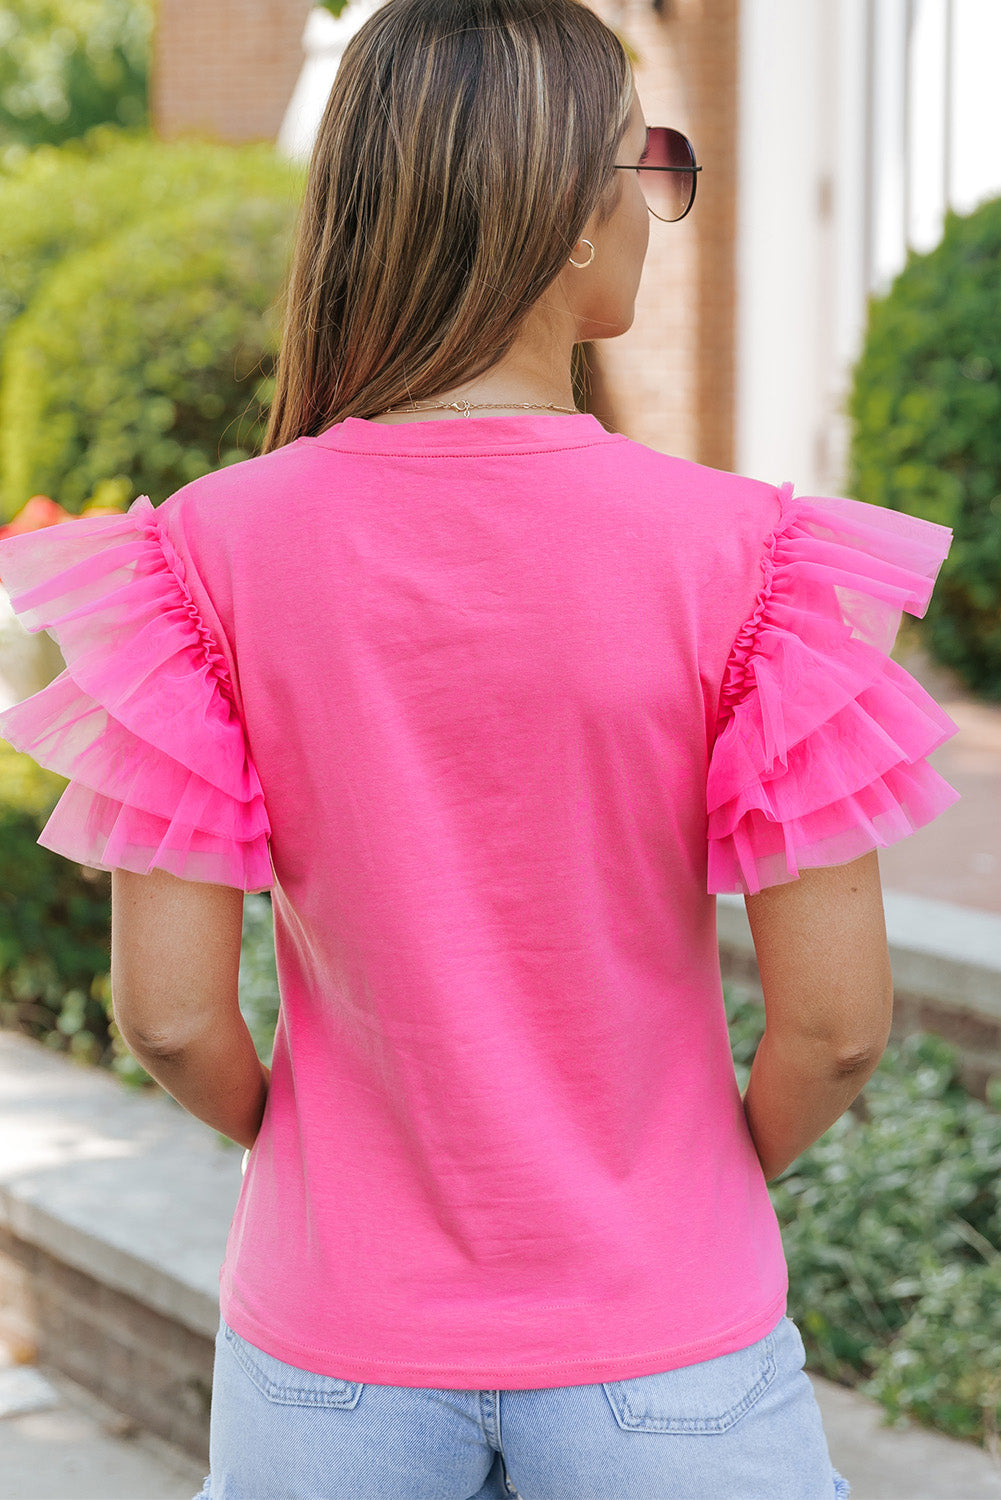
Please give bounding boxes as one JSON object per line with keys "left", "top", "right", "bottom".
{"left": 0, "top": 410, "right": 961, "bottom": 1387}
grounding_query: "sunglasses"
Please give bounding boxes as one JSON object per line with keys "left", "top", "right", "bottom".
{"left": 613, "top": 126, "right": 701, "bottom": 222}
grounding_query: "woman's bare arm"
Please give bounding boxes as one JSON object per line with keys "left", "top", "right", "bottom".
{"left": 739, "top": 850, "right": 894, "bottom": 1180}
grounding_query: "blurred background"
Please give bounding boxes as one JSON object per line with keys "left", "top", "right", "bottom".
{"left": 0, "top": 4, "right": 1000, "bottom": 1498}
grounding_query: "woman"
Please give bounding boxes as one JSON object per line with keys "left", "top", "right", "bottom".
{"left": 0, "top": 0, "right": 960, "bottom": 1495}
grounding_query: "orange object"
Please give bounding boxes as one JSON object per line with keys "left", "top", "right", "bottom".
{"left": 0, "top": 496, "right": 74, "bottom": 542}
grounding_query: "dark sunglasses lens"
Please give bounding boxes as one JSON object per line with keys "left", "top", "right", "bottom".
{"left": 638, "top": 127, "right": 695, "bottom": 221}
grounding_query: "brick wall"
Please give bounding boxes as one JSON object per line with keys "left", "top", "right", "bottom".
{"left": 151, "top": 0, "right": 314, "bottom": 145}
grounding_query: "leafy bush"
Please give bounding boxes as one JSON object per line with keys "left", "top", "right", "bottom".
{"left": 1, "top": 738, "right": 278, "bottom": 1090}
{"left": 0, "top": 181, "right": 299, "bottom": 513}
{"left": 0, "top": 739, "right": 114, "bottom": 1064}
{"left": 0, "top": 0, "right": 151, "bottom": 156}
{"left": 0, "top": 126, "right": 303, "bottom": 518}
{"left": 862, "top": 1257, "right": 1001, "bottom": 1447}
{"left": 235, "top": 893, "right": 280, "bottom": 1068}
{"left": 844, "top": 195, "right": 1001, "bottom": 699}
{"left": 725, "top": 983, "right": 1001, "bottom": 1453}
{"left": 0, "top": 127, "right": 301, "bottom": 355}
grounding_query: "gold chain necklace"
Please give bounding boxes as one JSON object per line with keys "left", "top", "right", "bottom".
{"left": 375, "top": 399, "right": 580, "bottom": 419}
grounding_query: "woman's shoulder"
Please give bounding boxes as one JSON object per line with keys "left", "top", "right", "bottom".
{"left": 614, "top": 437, "right": 784, "bottom": 537}
{"left": 157, "top": 435, "right": 320, "bottom": 534}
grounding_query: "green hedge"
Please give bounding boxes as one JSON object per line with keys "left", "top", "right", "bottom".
{"left": 0, "top": 126, "right": 304, "bottom": 517}
{"left": 0, "top": 176, "right": 299, "bottom": 514}
{"left": 234, "top": 892, "right": 279, "bottom": 1070}
{"left": 0, "top": 0, "right": 152, "bottom": 154}
{"left": 0, "top": 126, "right": 300, "bottom": 348}
{"left": 0, "top": 740, "right": 116, "bottom": 1066}
{"left": 0, "top": 739, "right": 277, "bottom": 1088}
{"left": 845, "top": 195, "right": 1001, "bottom": 699}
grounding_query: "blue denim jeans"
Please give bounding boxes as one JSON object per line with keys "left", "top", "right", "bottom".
{"left": 194, "top": 1309, "right": 851, "bottom": 1499}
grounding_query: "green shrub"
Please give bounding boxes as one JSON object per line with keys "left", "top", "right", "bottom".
{"left": 725, "top": 983, "right": 1001, "bottom": 1452}
{"left": 0, "top": 127, "right": 304, "bottom": 516}
{"left": 0, "top": 182, "right": 299, "bottom": 513}
{"left": 861, "top": 1257, "right": 1001, "bottom": 1445}
{"left": 0, "top": 739, "right": 113, "bottom": 1064}
{"left": 235, "top": 893, "right": 279, "bottom": 1068}
{"left": 1, "top": 737, "right": 278, "bottom": 1089}
{"left": 844, "top": 195, "right": 1001, "bottom": 699}
{"left": 0, "top": 127, "right": 301, "bottom": 345}
{"left": 0, "top": 0, "right": 151, "bottom": 155}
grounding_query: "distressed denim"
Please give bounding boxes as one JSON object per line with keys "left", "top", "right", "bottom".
{"left": 194, "top": 1310, "right": 851, "bottom": 1499}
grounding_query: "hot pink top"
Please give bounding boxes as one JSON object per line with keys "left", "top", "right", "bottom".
{"left": 0, "top": 411, "right": 961, "bottom": 1388}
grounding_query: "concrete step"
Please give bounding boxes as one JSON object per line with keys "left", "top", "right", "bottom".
{"left": 0, "top": 1346, "right": 206, "bottom": 1499}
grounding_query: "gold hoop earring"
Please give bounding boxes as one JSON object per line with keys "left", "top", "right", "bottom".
{"left": 568, "top": 238, "right": 595, "bottom": 268}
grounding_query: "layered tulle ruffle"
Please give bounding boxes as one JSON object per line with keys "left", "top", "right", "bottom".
{"left": 0, "top": 494, "right": 272, "bottom": 891}
{"left": 706, "top": 483, "right": 961, "bottom": 895}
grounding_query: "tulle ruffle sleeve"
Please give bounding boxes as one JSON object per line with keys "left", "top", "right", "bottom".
{"left": 706, "top": 482, "right": 961, "bottom": 896}
{"left": 0, "top": 494, "right": 272, "bottom": 892}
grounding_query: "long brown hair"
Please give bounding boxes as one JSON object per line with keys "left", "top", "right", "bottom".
{"left": 261, "top": 0, "right": 633, "bottom": 451}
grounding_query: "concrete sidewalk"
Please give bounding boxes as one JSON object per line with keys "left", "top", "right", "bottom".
{"left": 878, "top": 631, "right": 1001, "bottom": 916}
{"left": 0, "top": 1347, "right": 206, "bottom": 1499}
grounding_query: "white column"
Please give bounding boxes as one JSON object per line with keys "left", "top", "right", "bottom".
{"left": 277, "top": 1, "right": 383, "bottom": 164}
{"left": 734, "top": 0, "right": 829, "bottom": 494}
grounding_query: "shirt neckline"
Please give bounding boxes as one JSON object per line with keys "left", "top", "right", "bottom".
{"left": 307, "top": 411, "right": 626, "bottom": 455}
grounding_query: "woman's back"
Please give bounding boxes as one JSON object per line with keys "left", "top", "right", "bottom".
{"left": 0, "top": 406, "right": 956, "bottom": 1389}
{"left": 167, "top": 408, "right": 794, "bottom": 1384}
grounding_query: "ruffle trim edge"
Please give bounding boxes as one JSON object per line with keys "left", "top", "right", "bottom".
{"left": 0, "top": 494, "right": 273, "bottom": 891}
{"left": 706, "top": 484, "right": 960, "bottom": 895}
